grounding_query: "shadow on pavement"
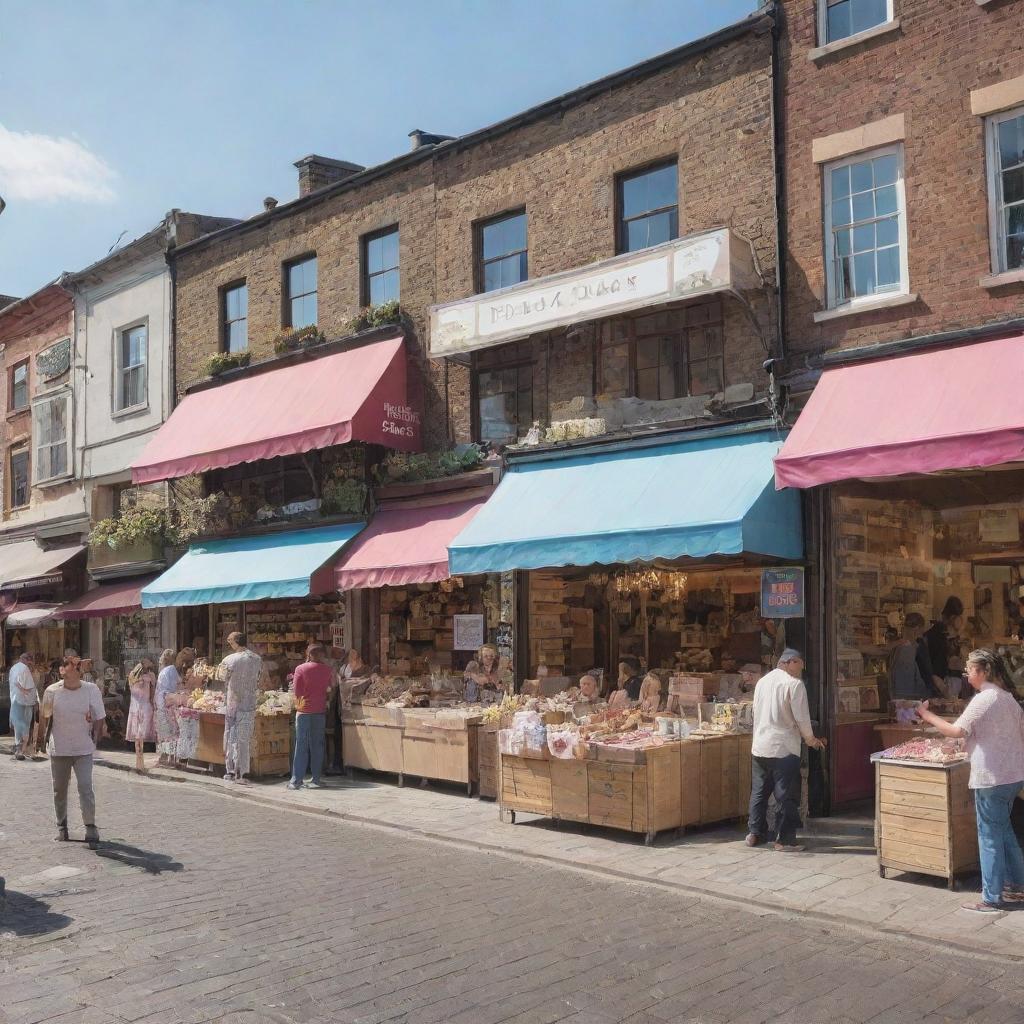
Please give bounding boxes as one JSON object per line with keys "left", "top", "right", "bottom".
{"left": 93, "top": 841, "right": 184, "bottom": 875}
{"left": 0, "top": 889, "right": 73, "bottom": 936}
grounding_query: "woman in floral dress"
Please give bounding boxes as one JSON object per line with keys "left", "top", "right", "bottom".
{"left": 155, "top": 648, "right": 192, "bottom": 766}
{"left": 125, "top": 656, "right": 157, "bottom": 773}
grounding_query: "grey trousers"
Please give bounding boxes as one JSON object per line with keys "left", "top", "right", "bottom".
{"left": 50, "top": 755, "right": 96, "bottom": 827}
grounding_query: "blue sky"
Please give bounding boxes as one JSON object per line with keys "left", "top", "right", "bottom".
{"left": 0, "top": 0, "right": 756, "bottom": 298}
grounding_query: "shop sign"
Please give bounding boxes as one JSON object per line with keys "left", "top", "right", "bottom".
{"left": 429, "top": 227, "right": 758, "bottom": 357}
{"left": 454, "top": 613, "right": 485, "bottom": 651}
{"left": 760, "top": 568, "right": 804, "bottom": 619}
{"left": 2, "top": 573, "right": 63, "bottom": 592}
{"left": 380, "top": 401, "right": 421, "bottom": 442}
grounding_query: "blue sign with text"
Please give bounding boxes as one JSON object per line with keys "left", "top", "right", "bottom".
{"left": 761, "top": 567, "right": 804, "bottom": 619}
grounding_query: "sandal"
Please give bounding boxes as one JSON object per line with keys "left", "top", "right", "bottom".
{"left": 960, "top": 901, "right": 1004, "bottom": 914}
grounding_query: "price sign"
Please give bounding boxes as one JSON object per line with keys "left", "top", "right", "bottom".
{"left": 760, "top": 567, "right": 804, "bottom": 619}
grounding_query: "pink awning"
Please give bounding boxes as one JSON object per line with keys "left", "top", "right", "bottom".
{"left": 775, "top": 334, "right": 1024, "bottom": 489}
{"left": 335, "top": 498, "right": 486, "bottom": 589}
{"left": 54, "top": 576, "right": 157, "bottom": 620}
{"left": 131, "top": 336, "right": 422, "bottom": 484}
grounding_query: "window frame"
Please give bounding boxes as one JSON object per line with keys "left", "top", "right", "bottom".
{"left": 361, "top": 226, "right": 401, "bottom": 307}
{"left": 8, "top": 445, "right": 29, "bottom": 510}
{"left": 221, "top": 280, "right": 249, "bottom": 353}
{"left": 475, "top": 208, "right": 529, "bottom": 294}
{"left": 817, "top": 0, "right": 894, "bottom": 46}
{"left": 615, "top": 160, "right": 680, "bottom": 256}
{"left": 283, "top": 253, "right": 318, "bottom": 329}
{"left": 822, "top": 143, "right": 910, "bottom": 311}
{"left": 113, "top": 320, "right": 148, "bottom": 415}
{"left": 470, "top": 341, "right": 535, "bottom": 444}
{"left": 31, "top": 390, "right": 72, "bottom": 485}
{"left": 986, "top": 104, "right": 1024, "bottom": 276}
{"left": 9, "top": 359, "right": 29, "bottom": 414}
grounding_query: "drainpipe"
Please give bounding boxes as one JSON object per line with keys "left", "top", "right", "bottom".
{"left": 770, "top": 0, "right": 787, "bottom": 368}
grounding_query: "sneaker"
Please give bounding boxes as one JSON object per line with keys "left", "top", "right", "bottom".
{"left": 14, "top": 752, "right": 25, "bottom": 761}
{"left": 84, "top": 825, "right": 100, "bottom": 845}
{"left": 961, "top": 901, "right": 1004, "bottom": 914}
{"left": 223, "top": 772, "right": 235, "bottom": 783}
{"left": 1003, "top": 887, "right": 1024, "bottom": 903}
{"left": 744, "top": 834, "right": 763, "bottom": 847}
{"left": 307, "top": 781, "right": 325, "bottom": 790}
{"left": 54, "top": 824, "right": 69, "bottom": 842}
{"left": 773, "top": 842, "right": 806, "bottom": 853}
{"left": 287, "top": 782, "right": 303, "bottom": 790}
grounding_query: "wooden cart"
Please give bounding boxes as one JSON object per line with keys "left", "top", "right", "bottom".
{"left": 875, "top": 757, "right": 979, "bottom": 889}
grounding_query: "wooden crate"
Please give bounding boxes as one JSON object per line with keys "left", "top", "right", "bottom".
{"left": 876, "top": 759, "right": 979, "bottom": 888}
{"left": 477, "top": 724, "right": 498, "bottom": 800}
{"left": 501, "top": 755, "right": 553, "bottom": 815}
{"left": 680, "top": 733, "right": 753, "bottom": 827}
{"left": 254, "top": 714, "right": 290, "bottom": 757}
{"left": 588, "top": 744, "right": 681, "bottom": 840}
{"left": 550, "top": 758, "right": 589, "bottom": 822}
{"left": 195, "top": 715, "right": 225, "bottom": 765}
{"left": 342, "top": 722, "right": 404, "bottom": 775}
{"left": 402, "top": 723, "right": 477, "bottom": 786}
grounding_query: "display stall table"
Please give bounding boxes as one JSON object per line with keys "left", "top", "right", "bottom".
{"left": 681, "top": 732, "right": 754, "bottom": 827}
{"left": 875, "top": 757, "right": 978, "bottom": 889}
{"left": 188, "top": 711, "right": 292, "bottom": 777}
{"left": 477, "top": 723, "right": 499, "bottom": 800}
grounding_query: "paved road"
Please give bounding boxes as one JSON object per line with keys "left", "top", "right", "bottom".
{"left": 2, "top": 761, "right": 1024, "bottom": 1024}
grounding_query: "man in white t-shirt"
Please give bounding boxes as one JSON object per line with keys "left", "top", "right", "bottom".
{"left": 40, "top": 655, "right": 106, "bottom": 845}
{"left": 746, "top": 648, "right": 826, "bottom": 853}
{"left": 8, "top": 652, "right": 39, "bottom": 760}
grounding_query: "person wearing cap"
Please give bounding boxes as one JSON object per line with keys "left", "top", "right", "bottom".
{"left": 746, "top": 648, "right": 826, "bottom": 853}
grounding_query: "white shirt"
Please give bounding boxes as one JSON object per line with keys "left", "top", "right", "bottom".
{"left": 155, "top": 665, "right": 181, "bottom": 708}
{"left": 42, "top": 681, "right": 106, "bottom": 757}
{"left": 9, "top": 660, "right": 38, "bottom": 705}
{"left": 751, "top": 668, "right": 816, "bottom": 759}
{"left": 954, "top": 683, "right": 1024, "bottom": 789}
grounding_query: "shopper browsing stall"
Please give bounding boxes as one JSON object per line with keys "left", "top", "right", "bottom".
{"left": 125, "top": 658, "right": 157, "bottom": 773}
{"left": 40, "top": 656, "right": 105, "bottom": 847}
{"left": 618, "top": 656, "right": 643, "bottom": 701}
{"left": 221, "top": 632, "right": 263, "bottom": 784}
{"left": 746, "top": 649, "right": 826, "bottom": 853}
{"left": 916, "top": 648, "right": 1024, "bottom": 914}
{"left": 289, "top": 644, "right": 333, "bottom": 791}
{"left": 8, "top": 652, "right": 38, "bottom": 761}
{"left": 155, "top": 648, "right": 190, "bottom": 766}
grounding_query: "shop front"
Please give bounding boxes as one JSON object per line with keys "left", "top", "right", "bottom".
{"left": 775, "top": 330, "right": 1024, "bottom": 814}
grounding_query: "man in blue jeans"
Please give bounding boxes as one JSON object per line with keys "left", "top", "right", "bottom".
{"left": 288, "top": 644, "right": 334, "bottom": 791}
{"left": 746, "top": 649, "right": 827, "bottom": 852}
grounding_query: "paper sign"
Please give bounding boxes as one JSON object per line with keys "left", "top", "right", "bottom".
{"left": 454, "top": 614, "right": 485, "bottom": 651}
{"left": 761, "top": 567, "right": 805, "bottom": 619}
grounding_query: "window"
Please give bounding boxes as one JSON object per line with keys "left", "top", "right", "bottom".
{"left": 617, "top": 162, "right": 678, "bottom": 254}
{"left": 598, "top": 304, "right": 724, "bottom": 400}
{"left": 820, "top": 0, "right": 891, "bottom": 44}
{"left": 987, "top": 107, "right": 1024, "bottom": 274}
{"left": 222, "top": 282, "right": 248, "bottom": 352}
{"left": 473, "top": 341, "right": 534, "bottom": 443}
{"left": 9, "top": 360, "right": 28, "bottom": 412}
{"left": 33, "top": 392, "right": 70, "bottom": 482}
{"left": 363, "top": 227, "right": 400, "bottom": 306}
{"left": 285, "top": 255, "right": 317, "bottom": 328}
{"left": 9, "top": 447, "right": 29, "bottom": 509}
{"left": 116, "top": 324, "right": 147, "bottom": 411}
{"left": 478, "top": 211, "right": 528, "bottom": 292}
{"left": 823, "top": 146, "right": 907, "bottom": 308}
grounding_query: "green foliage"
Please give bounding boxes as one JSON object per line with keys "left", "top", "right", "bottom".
{"left": 202, "top": 351, "right": 251, "bottom": 377}
{"left": 273, "top": 325, "right": 325, "bottom": 355}
{"left": 320, "top": 476, "right": 369, "bottom": 516}
{"left": 167, "top": 493, "right": 228, "bottom": 545}
{"left": 347, "top": 300, "right": 403, "bottom": 335}
{"left": 375, "top": 445, "right": 484, "bottom": 485}
{"left": 89, "top": 507, "right": 167, "bottom": 549}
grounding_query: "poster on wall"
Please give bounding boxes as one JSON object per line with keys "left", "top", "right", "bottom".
{"left": 454, "top": 614, "right": 485, "bottom": 651}
{"left": 980, "top": 509, "right": 1020, "bottom": 544}
{"left": 761, "top": 567, "right": 805, "bottom": 619}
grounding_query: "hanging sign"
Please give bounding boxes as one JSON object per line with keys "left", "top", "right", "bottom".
{"left": 760, "top": 567, "right": 805, "bottom": 619}
{"left": 453, "top": 614, "right": 485, "bottom": 651}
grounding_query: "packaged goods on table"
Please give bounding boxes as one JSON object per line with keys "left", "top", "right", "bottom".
{"left": 871, "top": 737, "right": 966, "bottom": 764}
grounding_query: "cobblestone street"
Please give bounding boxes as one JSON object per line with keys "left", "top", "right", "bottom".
{"left": 3, "top": 760, "right": 1024, "bottom": 1024}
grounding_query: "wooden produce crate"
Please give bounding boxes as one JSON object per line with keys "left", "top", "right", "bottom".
{"left": 342, "top": 722, "right": 404, "bottom": 780}
{"left": 195, "top": 713, "right": 226, "bottom": 766}
{"left": 500, "top": 755, "right": 553, "bottom": 815}
{"left": 875, "top": 758, "right": 979, "bottom": 889}
{"left": 251, "top": 714, "right": 291, "bottom": 778}
{"left": 401, "top": 719, "right": 478, "bottom": 793}
{"left": 478, "top": 724, "right": 498, "bottom": 800}
{"left": 679, "top": 733, "right": 753, "bottom": 827}
{"left": 550, "top": 758, "right": 589, "bottom": 823}
{"left": 588, "top": 743, "right": 681, "bottom": 843}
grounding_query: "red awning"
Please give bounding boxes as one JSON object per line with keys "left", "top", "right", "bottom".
{"left": 775, "top": 334, "right": 1024, "bottom": 489}
{"left": 335, "top": 498, "right": 486, "bottom": 589}
{"left": 54, "top": 576, "right": 157, "bottom": 620}
{"left": 131, "top": 336, "right": 421, "bottom": 484}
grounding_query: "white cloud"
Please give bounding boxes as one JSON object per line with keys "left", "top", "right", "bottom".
{"left": 0, "top": 123, "right": 116, "bottom": 203}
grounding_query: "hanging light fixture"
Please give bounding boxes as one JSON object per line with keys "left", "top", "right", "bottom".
{"left": 613, "top": 565, "right": 688, "bottom": 598}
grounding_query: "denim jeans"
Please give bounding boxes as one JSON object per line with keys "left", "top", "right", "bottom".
{"left": 292, "top": 712, "right": 326, "bottom": 786}
{"left": 10, "top": 701, "right": 35, "bottom": 744}
{"left": 974, "top": 781, "right": 1024, "bottom": 905}
{"left": 748, "top": 754, "right": 802, "bottom": 845}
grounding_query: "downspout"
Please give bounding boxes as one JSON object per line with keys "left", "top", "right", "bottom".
{"left": 770, "top": 0, "right": 787, "bottom": 369}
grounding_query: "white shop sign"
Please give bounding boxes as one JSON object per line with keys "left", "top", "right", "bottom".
{"left": 429, "top": 227, "right": 757, "bottom": 358}
{"left": 453, "top": 614, "right": 485, "bottom": 651}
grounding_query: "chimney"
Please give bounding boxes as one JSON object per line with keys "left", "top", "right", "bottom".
{"left": 294, "top": 155, "right": 365, "bottom": 197}
{"left": 263, "top": 197, "right": 278, "bottom": 212}
{"left": 408, "top": 129, "right": 455, "bottom": 152}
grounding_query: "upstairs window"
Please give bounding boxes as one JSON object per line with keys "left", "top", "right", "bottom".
{"left": 617, "top": 162, "right": 678, "bottom": 254}
{"left": 363, "top": 227, "right": 400, "bottom": 306}
{"left": 9, "top": 447, "right": 29, "bottom": 509}
{"left": 33, "top": 392, "right": 70, "bottom": 482}
{"left": 987, "top": 107, "right": 1024, "bottom": 274}
{"left": 10, "top": 360, "right": 28, "bottom": 412}
{"left": 478, "top": 210, "right": 528, "bottom": 292}
{"left": 116, "top": 324, "right": 147, "bottom": 412}
{"left": 823, "top": 146, "right": 907, "bottom": 308}
{"left": 473, "top": 341, "right": 534, "bottom": 444}
{"left": 223, "top": 282, "right": 248, "bottom": 352}
{"left": 285, "top": 255, "right": 317, "bottom": 329}
{"left": 820, "top": 0, "right": 892, "bottom": 44}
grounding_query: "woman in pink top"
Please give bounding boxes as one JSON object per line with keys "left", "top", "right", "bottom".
{"left": 288, "top": 643, "right": 335, "bottom": 791}
{"left": 918, "top": 648, "right": 1024, "bottom": 913}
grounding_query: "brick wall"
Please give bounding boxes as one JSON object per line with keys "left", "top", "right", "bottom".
{"left": 779, "top": 0, "right": 1024, "bottom": 360}
{"left": 173, "top": 22, "right": 777, "bottom": 451}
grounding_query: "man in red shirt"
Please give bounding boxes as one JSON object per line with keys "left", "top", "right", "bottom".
{"left": 288, "top": 644, "right": 334, "bottom": 790}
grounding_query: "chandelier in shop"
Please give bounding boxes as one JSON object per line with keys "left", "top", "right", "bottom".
{"left": 613, "top": 565, "right": 689, "bottom": 599}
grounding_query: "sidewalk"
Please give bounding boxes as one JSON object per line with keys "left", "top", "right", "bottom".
{"left": 11, "top": 740, "right": 1024, "bottom": 963}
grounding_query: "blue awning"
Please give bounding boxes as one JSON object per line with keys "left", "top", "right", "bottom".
{"left": 448, "top": 429, "right": 802, "bottom": 574}
{"left": 141, "top": 523, "right": 365, "bottom": 608}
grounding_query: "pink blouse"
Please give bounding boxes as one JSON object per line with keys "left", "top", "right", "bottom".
{"left": 954, "top": 683, "right": 1024, "bottom": 789}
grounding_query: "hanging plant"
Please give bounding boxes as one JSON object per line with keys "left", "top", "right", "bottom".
{"left": 347, "top": 299, "right": 402, "bottom": 335}
{"left": 89, "top": 508, "right": 168, "bottom": 549}
{"left": 202, "top": 351, "right": 251, "bottom": 377}
{"left": 273, "top": 324, "right": 325, "bottom": 355}
{"left": 375, "top": 444, "right": 485, "bottom": 485}
{"left": 320, "top": 476, "right": 368, "bottom": 516}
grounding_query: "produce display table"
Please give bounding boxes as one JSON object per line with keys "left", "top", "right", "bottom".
{"left": 680, "top": 733, "right": 754, "bottom": 827}
{"left": 190, "top": 712, "right": 292, "bottom": 777}
{"left": 875, "top": 758, "right": 979, "bottom": 889}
